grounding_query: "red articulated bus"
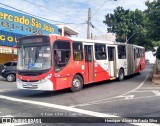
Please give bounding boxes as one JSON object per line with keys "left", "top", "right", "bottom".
{"left": 16, "top": 34, "right": 145, "bottom": 92}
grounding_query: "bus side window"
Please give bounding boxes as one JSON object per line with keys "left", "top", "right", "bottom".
{"left": 118, "top": 45, "right": 126, "bottom": 59}
{"left": 95, "top": 43, "right": 107, "bottom": 60}
{"left": 136, "top": 48, "right": 140, "bottom": 58}
{"left": 73, "top": 42, "right": 83, "bottom": 61}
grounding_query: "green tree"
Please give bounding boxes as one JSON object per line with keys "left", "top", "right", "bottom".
{"left": 103, "top": 7, "right": 154, "bottom": 51}
{"left": 156, "top": 46, "right": 160, "bottom": 59}
{"left": 145, "top": 0, "right": 160, "bottom": 52}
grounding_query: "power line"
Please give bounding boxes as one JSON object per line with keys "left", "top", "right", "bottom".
{"left": 92, "top": 20, "right": 104, "bottom": 22}
{"left": 72, "top": 22, "right": 87, "bottom": 30}
{"left": 92, "top": 0, "right": 116, "bottom": 18}
{"left": 25, "top": 0, "right": 86, "bottom": 21}
{"left": 91, "top": 24, "right": 106, "bottom": 34}
{"left": 91, "top": 27, "right": 105, "bottom": 38}
{"left": 91, "top": 23, "right": 114, "bottom": 40}
{"left": 92, "top": 28, "right": 103, "bottom": 36}
{"left": 0, "top": 3, "right": 85, "bottom": 25}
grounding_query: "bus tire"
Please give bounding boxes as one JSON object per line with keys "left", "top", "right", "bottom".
{"left": 118, "top": 69, "right": 124, "bottom": 81}
{"left": 71, "top": 75, "right": 83, "bottom": 92}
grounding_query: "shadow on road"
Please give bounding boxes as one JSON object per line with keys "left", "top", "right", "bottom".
{"left": 0, "top": 64, "right": 153, "bottom": 98}
{"left": 1, "top": 73, "right": 141, "bottom": 99}
{"left": 83, "top": 72, "right": 140, "bottom": 90}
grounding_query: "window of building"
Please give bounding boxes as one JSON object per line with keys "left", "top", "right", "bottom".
{"left": 53, "top": 41, "right": 70, "bottom": 72}
{"left": 95, "top": 43, "right": 107, "bottom": 60}
{"left": 73, "top": 42, "right": 83, "bottom": 61}
{"left": 118, "top": 45, "right": 126, "bottom": 59}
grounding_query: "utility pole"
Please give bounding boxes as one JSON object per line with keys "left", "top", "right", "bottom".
{"left": 87, "top": 8, "right": 91, "bottom": 39}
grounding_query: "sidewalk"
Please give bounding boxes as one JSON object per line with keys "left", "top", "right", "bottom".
{"left": 152, "top": 66, "right": 160, "bottom": 85}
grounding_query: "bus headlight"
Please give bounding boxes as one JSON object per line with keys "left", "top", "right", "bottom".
{"left": 40, "top": 74, "right": 52, "bottom": 83}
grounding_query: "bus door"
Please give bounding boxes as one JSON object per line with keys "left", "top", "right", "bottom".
{"left": 108, "top": 46, "right": 116, "bottom": 77}
{"left": 133, "top": 47, "right": 137, "bottom": 73}
{"left": 84, "top": 44, "right": 94, "bottom": 83}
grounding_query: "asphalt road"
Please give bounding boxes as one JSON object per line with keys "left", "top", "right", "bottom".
{"left": 0, "top": 64, "right": 160, "bottom": 126}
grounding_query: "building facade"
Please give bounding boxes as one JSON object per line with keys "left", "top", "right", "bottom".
{"left": 0, "top": 7, "right": 58, "bottom": 64}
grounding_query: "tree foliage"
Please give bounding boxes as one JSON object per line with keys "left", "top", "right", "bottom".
{"left": 103, "top": 6, "right": 154, "bottom": 51}
{"left": 145, "top": 0, "right": 160, "bottom": 41}
{"left": 156, "top": 46, "right": 160, "bottom": 59}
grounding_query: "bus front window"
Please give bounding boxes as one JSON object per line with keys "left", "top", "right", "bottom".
{"left": 17, "top": 46, "right": 51, "bottom": 70}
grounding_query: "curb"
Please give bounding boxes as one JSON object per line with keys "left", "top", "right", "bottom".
{"left": 152, "top": 69, "right": 160, "bottom": 85}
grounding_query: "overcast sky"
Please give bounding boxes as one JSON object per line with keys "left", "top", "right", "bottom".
{"left": 0, "top": 0, "right": 148, "bottom": 38}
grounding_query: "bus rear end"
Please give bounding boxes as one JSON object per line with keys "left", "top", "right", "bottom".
{"left": 16, "top": 35, "right": 54, "bottom": 91}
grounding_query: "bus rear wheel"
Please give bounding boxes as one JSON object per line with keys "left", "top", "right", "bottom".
{"left": 118, "top": 69, "right": 124, "bottom": 81}
{"left": 71, "top": 75, "right": 83, "bottom": 92}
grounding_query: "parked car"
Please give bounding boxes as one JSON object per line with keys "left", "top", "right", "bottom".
{"left": 0, "top": 61, "right": 17, "bottom": 82}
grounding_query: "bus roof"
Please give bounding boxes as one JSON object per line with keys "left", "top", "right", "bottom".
{"left": 68, "top": 37, "right": 115, "bottom": 45}
{"left": 48, "top": 34, "right": 144, "bottom": 49}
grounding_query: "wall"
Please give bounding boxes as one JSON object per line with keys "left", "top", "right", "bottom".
{"left": 0, "top": 53, "right": 17, "bottom": 64}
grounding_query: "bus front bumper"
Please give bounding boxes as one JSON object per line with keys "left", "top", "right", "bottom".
{"left": 16, "top": 79, "right": 54, "bottom": 91}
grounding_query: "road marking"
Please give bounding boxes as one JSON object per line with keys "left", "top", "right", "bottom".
{"left": 0, "top": 95, "right": 159, "bottom": 126}
{"left": 70, "top": 75, "right": 149, "bottom": 107}
{"left": 124, "top": 95, "right": 135, "bottom": 99}
{"left": 121, "top": 75, "right": 149, "bottom": 96}
{"left": 134, "top": 123, "right": 160, "bottom": 126}
{"left": 70, "top": 95, "right": 160, "bottom": 107}
{"left": 133, "top": 90, "right": 156, "bottom": 92}
{"left": 0, "top": 115, "right": 14, "bottom": 117}
{"left": 0, "top": 95, "right": 118, "bottom": 118}
{"left": 152, "top": 90, "right": 160, "bottom": 96}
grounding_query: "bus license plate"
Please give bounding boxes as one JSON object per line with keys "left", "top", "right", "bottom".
{"left": 23, "top": 83, "right": 33, "bottom": 87}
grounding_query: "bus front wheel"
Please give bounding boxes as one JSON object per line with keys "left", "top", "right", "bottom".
{"left": 71, "top": 75, "right": 83, "bottom": 92}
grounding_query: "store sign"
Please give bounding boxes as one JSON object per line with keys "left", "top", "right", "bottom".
{"left": 0, "top": 30, "right": 23, "bottom": 46}
{"left": 0, "top": 45, "right": 17, "bottom": 54}
{"left": 0, "top": 7, "right": 58, "bottom": 35}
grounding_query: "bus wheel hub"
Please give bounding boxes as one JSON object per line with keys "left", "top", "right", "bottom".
{"left": 73, "top": 79, "right": 80, "bottom": 88}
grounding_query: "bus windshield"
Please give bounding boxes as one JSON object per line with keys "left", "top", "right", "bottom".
{"left": 17, "top": 46, "right": 51, "bottom": 71}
